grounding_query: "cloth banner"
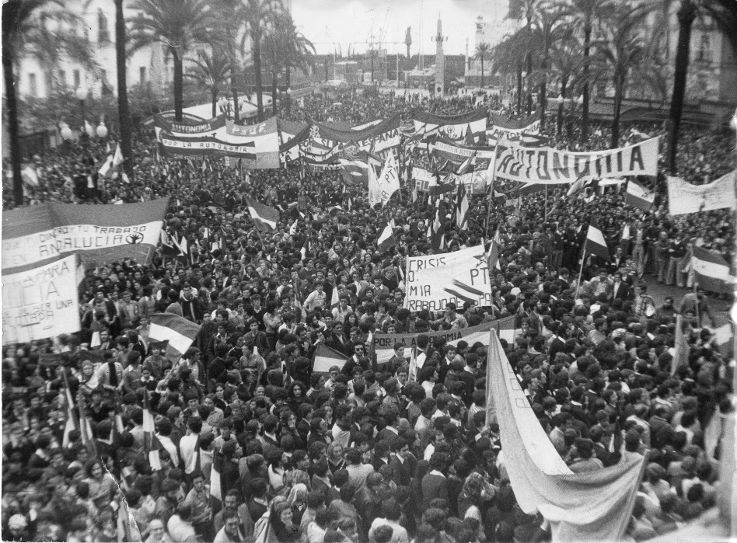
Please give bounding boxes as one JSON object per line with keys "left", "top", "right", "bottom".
{"left": 494, "top": 137, "right": 660, "bottom": 184}
{"left": 487, "top": 329, "right": 645, "bottom": 542}
{"left": 373, "top": 316, "right": 515, "bottom": 364}
{"left": 411, "top": 109, "right": 488, "bottom": 139}
{"left": 2, "top": 198, "right": 169, "bottom": 272}
{"left": 430, "top": 140, "right": 496, "bottom": 162}
{"left": 2, "top": 254, "right": 80, "bottom": 345}
{"left": 153, "top": 114, "right": 225, "bottom": 135}
{"left": 486, "top": 116, "right": 541, "bottom": 140}
{"left": 301, "top": 116, "right": 401, "bottom": 160}
{"left": 666, "top": 170, "right": 737, "bottom": 215}
{"left": 404, "top": 244, "right": 492, "bottom": 311}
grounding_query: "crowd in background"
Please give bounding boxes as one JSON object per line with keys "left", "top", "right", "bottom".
{"left": 2, "top": 90, "right": 735, "bottom": 543}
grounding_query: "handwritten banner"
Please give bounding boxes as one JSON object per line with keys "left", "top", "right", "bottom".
{"left": 154, "top": 114, "right": 225, "bottom": 135}
{"left": 2, "top": 255, "right": 80, "bottom": 345}
{"left": 667, "top": 170, "right": 737, "bottom": 215}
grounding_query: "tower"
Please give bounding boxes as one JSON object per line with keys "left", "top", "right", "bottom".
{"left": 433, "top": 17, "right": 446, "bottom": 95}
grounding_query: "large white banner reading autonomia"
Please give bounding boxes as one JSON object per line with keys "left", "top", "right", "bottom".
{"left": 2, "top": 254, "right": 80, "bottom": 345}
{"left": 404, "top": 244, "right": 491, "bottom": 311}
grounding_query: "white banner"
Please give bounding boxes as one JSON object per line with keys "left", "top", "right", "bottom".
{"left": 2, "top": 220, "right": 162, "bottom": 272}
{"left": 413, "top": 116, "right": 487, "bottom": 140}
{"left": 667, "top": 170, "right": 737, "bottom": 215}
{"left": 378, "top": 152, "right": 400, "bottom": 205}
{"left": 495, "top": 137, "right": 660, "bottom": 184}
{"left": 412, "top": 167, "right": 438, "bottom": 192}
{"left": 404, "top": 244, "right": 491, "bottom": 311}
{"left": 486, "top": 119, "right": 540, "bottom": 140}
{"left": 2, "top": 255, "right": 80, "bottom": 345}
{"left": 430, "top": 141, "right": 496, "bottom": 160}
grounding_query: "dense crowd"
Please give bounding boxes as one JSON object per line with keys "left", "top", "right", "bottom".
{"left": 2, "top": 90, "right": 735, "bottom": 543}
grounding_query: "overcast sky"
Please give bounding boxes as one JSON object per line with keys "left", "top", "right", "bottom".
{"left": 290, "top": 0, "right": 514, "bottom": 56}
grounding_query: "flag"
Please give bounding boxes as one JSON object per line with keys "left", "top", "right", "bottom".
{"left": 455, "top": 183, "right": 469, "bottom": 229}
{"left": 245, "top": 196, "right": 280, "bottom": 231}
{"left": 671, "top": 314, "right": 690, "bottom": 376}
{"left": 430, "top": 200, "right": 447, "bottom": 251}
{"left": 487, "top": 230, "right": 501, "bottom": 272}
{"left": 486, "top": 329, "right": 645, "bottom": 541}
{"left": 143, "top": 388, "right": 162, "bottom": 470}
{"left": 330, "top": 284, "right": 340, "bottom": 309}
{"left": 408, "top": 347, "right": 418, "bottom": 382}
{"left": 61, "top": 369, "right": 97, "bottom": 457}
{"left": 625, "top": 180, "right": 655, "bottom": 211}
{"left": 289, "top": 218, "right": 298, "bottom": 236}
{"left": 583, "top": 225, "right": 610, "bottom": 261}
{"left": 377, "top": 152, "right": 401, "bottom": 206}
{"left": 692, "top": 246, "right": 734, "bottom": 294}
{"left": 112, "top": 143, "right": 124, "bottom": 167}
{"left": 566, "top": 176, "right": 587, "bottom": 199}
{"left": 117, "top": 486, "right": 143, "bottom": 542}
{"left": 149, "top": 313, "right": 201, "bottom": 363}
{"left": 160, "top": 230, "right": 179, "bottom": 257}
{"left": 377, "top": 219, "right": 396, "bottom": 252}
{"left": 178, "top": 236, "right": 189, "bottom": 257}
{"left": 313, "top": 343, "right": 349, "bottom": 372}
{"left": 368, "top": 159, "right": 382, "bottom": 207}
{"left": 338, "top": 158, "right": 370, "bottom": 184}
{"left": 455, "top": 151, "right": 477, "bottom": 175}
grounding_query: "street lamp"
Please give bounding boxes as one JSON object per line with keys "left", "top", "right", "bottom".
{"left": 96, "top": 120, "right": 108, "bottom": 139}
{"left": 286, "top": 87, "right": 292, "bottom": 113}
{"left": 60, "top": 122, "right": 73, "bottom": 141}
{"left": 76, "top": 85, "right": 88, "bottom": 139}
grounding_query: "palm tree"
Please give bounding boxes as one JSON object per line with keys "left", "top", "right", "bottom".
{"left": 493, "top": 31, "right": 527, "bottom": 114}
{"left": 128, "top": 0, "right": 220, "bottom": 121}
{"left": 186, "top": 49, "right": 231, "bottom": 117}
{"left": 563, "top": 0, "right": 615, "bottom": 142}
{"left": 114, "top": 0, "right": 133, "bottom": 181}
{"left": 668, "top": 0, "right": 737, "bottom": 173}
{"left": 529, "top": 5, "right": 569, "bottom": 130}
{"left": 2, "top": 0, "right": 86, "bottom": 206}
{"left": 474, "top": 42, "right": 491, "bottom": 87}
{"left": 240, "top": 0, "right": 282, "bottom": 122}
{"left": 283, "top": 18, "right": 314, "bottom": 92}
{"left": 549, "top": 35, "right": 582, "bottom": 135}
{"left": 589, "top": 4, "right": 665, "bottom": 147}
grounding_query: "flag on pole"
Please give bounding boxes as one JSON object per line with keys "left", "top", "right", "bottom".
{"left": 98, "top": 154, "right": 114, "bottom": 178}
{"left": 456, "top": 151, "right": 477, "bottom": 176}
{"left": 149, "top": 313, "right": 201, "bottom": 363}
{"left": 112, "top": 143, "right": 124, "bottom": 167}
{"left": 487, "top": 230, "right": 502, "bottom": 272}
{"left": 455, "top": 183, "right": 469, "bottom": 229}
{"left": 245, "top": 196, "right": 280, "bottom": 231}
{"left": 583, "top": 225, "right": 610, "bottom": 261}
{"left": 430, "top": 200, "right": 447, "bottom": 251}
{"left": 692, "top": 246, "right": 734, "bottom": 294}
{"left": 408, "top": 347, "right": 418, "bottom": 382}
{"left": 377, "top": 219, "right": 396, "bottom": 252}
{"left": 329, "top": 284, "right": 340, "bottom": 310}
{"left": 178, "top": 236, "right": 189, "bottom": 257}
{"left": 289, "top": 218, "right": 299, "bottom": 236}
{"left": 625, "top": 180, "right": 655, "bottom": 211}
{"left": 313, "top": 343, "right": 349, "bottom": 372}
{"left": 368, "top": 159, "right": 382, "bottom": 207}
{"left": 160, "top": 230, "right": 179, "bottom": 257}
{"left": 377, "top": 152, "right": 401, "bottom": 206}
{"left": 338, "top": 158, "right": 370, "bottom": 184}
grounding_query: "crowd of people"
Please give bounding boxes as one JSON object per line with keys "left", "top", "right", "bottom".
{"left": 2, "top": 89, "right": 735, "bottom": 543}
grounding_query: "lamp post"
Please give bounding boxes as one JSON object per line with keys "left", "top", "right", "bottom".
{"left": 60, "top": 122, "right": 73, "bottom": 141}
{"left": 286, "top": 87, "right": 292, "bottom": 114}
{"left": 96, "top": 120, "right": 108, "bottom": 139}
{"left": 76, "top": 85, "right": 88, "bottom": 141}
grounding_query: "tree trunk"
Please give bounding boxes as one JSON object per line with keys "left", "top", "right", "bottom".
{"left": 581, "top": 22, "right": 591, "bottom": 142}
{"left": 540, "top": 53, "right": 548, "bottom": 130}
{"left": 173, "top": 49, "right": 183, "bottom": 122}
{"left": 231, "top": 74, "right": 239, "bottom": 123}
{"left": 516, "top": 63, "right": 523, "bottom": 115}
{"left": 253, "top": 29, "right": 264, "bottom": 122}
{"left": 526, "top": 50, "right": 533, "bottom": 115}
{"left": 611, "top": 81, "right": 623, "bottom": 148}
{"left": 3, "top": 42, "right": 23, "bottom": 206}
{"left": 115, "top": 0, "right": 133, "bottom": 181}
{"left": 271, "top": 69, "right": 278, "bottom": 116}
{"left": 480, "top": 59, "right": 484, "bottom": 87}
{"left": 211, "top": 89, "right": 217, "bottom": 118}
{"left": 668, "top": 0, "right": 696, "bottom": 175}
{"left": 557, "top": 77, "right": 567, "bottom": 135}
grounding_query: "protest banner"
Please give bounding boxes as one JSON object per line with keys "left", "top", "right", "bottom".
{"left": 373, "top": 316, "right": 515, "bottom": 364}
{"left": 2, "top": 198, "right": 169, "bottom": 273}
{"left": 430, "top": 140, "right": 496, "bottom": 162}
{"left": 486, "top": 329, "right": 645, "bottom": 542}
{"left": 300, "top": 115, "right": 401, "bottom": 161}
{"left": 486, "top": 116, "right": 541, "bottom": 140}
{"left": 404, "top": 244, "right": 492, "bottom": 311}
{"left": 153, "top": 114, "right": 226, "bottom": 135}
{"left": 411, "top": 109, "right": 488, "bottom": 139}
{"left": 494, "top": 137, "right": 660, "bottom": 184}
{"left": 2, "top": 254, "right": 80, "bottom": 345}
{"left": 666, "top": 170, "right": 737, "bottom": 215}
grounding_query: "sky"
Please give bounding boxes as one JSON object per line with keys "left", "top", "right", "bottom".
{"left": 290, "top": 0, "right": 516, "bottom": 56}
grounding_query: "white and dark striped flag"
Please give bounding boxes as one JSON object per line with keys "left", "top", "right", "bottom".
{"left": 245, "top": 196, "right": 280, "bottom": 231}
{"left": 692, "top": 246, "right": 734, "bottom": 294}
{"left": 377, "top": 219, "right": 396, "bottom": 252}
{"left": 625, "top": 180, "right": 655, "bottom": 211}
{"left": 584, "top": 225, "right": 610, "bottom": 261}
{"left": 149, "top": 313, "right": 201, "bottom": 363}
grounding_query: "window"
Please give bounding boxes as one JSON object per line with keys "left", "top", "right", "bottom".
{"left": 73, "top": 70, "right": 80, "bottom": 88}
{"left": 29, "top": 73, "right": 37, "bottom": 97}
{"left": 100, "top": 69, "right": 107, "bottom": 82}
{"left": 696, "top": 33, "right": 712, "bottom": 63}
{"left": 139, "top": 66, "right": 146, "bottom": 84}
{"left": 97, "top": 9, "right": 110, "bottom": 43}
{"left": 58, "top": 70, "right": 66, "bottom": 88}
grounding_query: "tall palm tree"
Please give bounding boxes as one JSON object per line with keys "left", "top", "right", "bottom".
{"left": 114, "top": 0, "right": 133, "bottom": 181}
{"left": 529, "top": 5, "right": 569, "bottom": 130}
{"left": 493, "top": 31, "right": 527, "bottom": 114}
{"left": 2, "top": 0, "right": 83, "bottom": 206}
{"left": 550, "top": 35, "right": 582, "bottom": 135}
{"left": 668, "top": 0, "right": 737, "bottom": 173}
{"left": 563, "top": 0, "right": 615, "bottom": 142}
{"left": 283, "top": 18, "right": 314, "bottom": 92}
{"left": 474, "top": 42, "right": 491, "bottom": 87}
{"left": 589, "top": 4, "right": 665, "bottom": 147}
{"left": 128, "top": 0, "right": 220, "bottom": 121}
{"left": 186, "top": 49, "right": 231, "bottom": 117}
{"left": 240, "top": 0, "right": 282, "bottom": 122}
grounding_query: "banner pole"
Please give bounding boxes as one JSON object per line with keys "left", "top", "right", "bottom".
{"left": 575, "top": 242, "right": 587, "bottom": 299}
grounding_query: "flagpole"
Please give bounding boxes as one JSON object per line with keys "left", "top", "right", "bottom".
{"left": 575, "top": 241, "right": 587, "bottom": 299}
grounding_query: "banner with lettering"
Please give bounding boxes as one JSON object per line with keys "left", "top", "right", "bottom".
{"left": 430, "top": 140, "right": 496, "bottom": 162}
{"left": 153, "top": 114, "right": 226, "bottom": 135}
{"left": 494, "top": 137, "right": 660, "bottom": 184}
{"left": 2, "top": 254, "right": 80, "bottom": 345}
{"left": 486, "top": 118, "right": 541, "bottom": 140}
{"left": 404, "top": 244, "right": 492, "bottom": 311}
{"left": 667, "top": 170, "right": 737, "bottom": 215}
{"left": 411, "top": 109, "right": 488, "bottom": 140}
{"left": 372, "top": 316, "right": 515, "bottom": 364}
{"left": 2, "top": 198, "right": 169, "bottom": 272}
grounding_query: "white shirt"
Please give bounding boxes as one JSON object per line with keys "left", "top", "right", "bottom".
{"left": 179, "top": 433, "right": 199, "bottom": 475}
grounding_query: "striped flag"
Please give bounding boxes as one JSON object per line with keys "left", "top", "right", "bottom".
{"left": 143, "top": 389, "right": 162, "bottom": 470}
{"left": 61, "top": 369, "right": 97, "bottom": 457}
{"left": 456, "top": 151, "right": 477, "bottom": 175}
{"left": 583, "top": 225, "right": 610, "bottom": 261}
{"left": 625, "top": 180, "right": 655, "bottom": 211}
{"left": 408, "top": 347, "right": 418, "bottom": 382}
{"left": 487, "top": 230, "right": 502, "bottom": 273}
{"left": 245, "top": 196, "right": 280, "bottom": 231}
{"left": 377, "top": 219, "right": 396, "bottom": 252}
{"left": 330, "top": 284, "right": 340, "bottom": 310}
{"left": 149, "top": 313, "right": 201, "bottom": 363}
{"left": 692, "top": 246, "right": 734, "bottom": 294}
{"left": 430, "top": 200, "right": 447, "bottom": 251}
{"left": 455, "top": 183, "right": 469, "bottom": 229}
{"left": 338, "top": 158, "right": 370, "bottom": 184}
{"left": 160, "top": 230, "right": 178, "bottom": 257}
{"left": 313, "top": 343, "right": 349, "bottom": 372}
